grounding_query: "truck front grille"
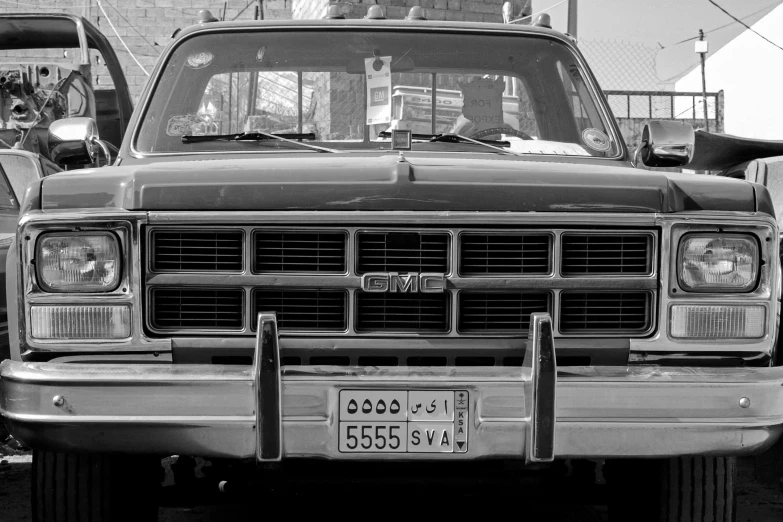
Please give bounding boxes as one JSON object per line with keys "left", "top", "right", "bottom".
{"left": 561, "top": 234, "right": 652, "bottom": 275}
{"left": 458, "top": 291, "right": 550, "bottom": 332}
{"left": 254, "top": 231, "right": 347, "bottom": 273}
{"left": 253, "top": 289, "right": 347, "bottom": 331}
{"left": 560, "top": 291, "right": 652, "bottom": 334}
{"left": 151, "top": 230, "right": 243, "bottom": 271}
{"left": 145, "top": 226, "right": 658, "bottom": 337}
{"left": 356, "top": 232, "right": 449, "bottom": 274}
{"left": 356, "top": 293, "right": 450, "bottom": 332}
{"left": 459, "top": 233, "right": 551, "bottom": 275}
{"left": 150, "top": 288, "right": 243, "bottom": 330}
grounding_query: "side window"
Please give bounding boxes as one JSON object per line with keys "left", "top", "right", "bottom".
{"left": 0, "top": 154, "right": 39, "bottom": 202}
{"left": 0, "top": 164, "right": 19, "bottom": 210}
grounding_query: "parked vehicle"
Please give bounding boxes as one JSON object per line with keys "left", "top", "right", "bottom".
{"left": 0, "top": 13, "right": 132, "bottom": 160}
{"left": 1, "top": 9, "right": 781, "bottom": 521}
{"left": 0, "top": 149, "right": 60, "bottom": 361}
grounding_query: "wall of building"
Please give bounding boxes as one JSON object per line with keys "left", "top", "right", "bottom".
{"left": 1, "top": 0, "right": 518, "bottom": 102}
{"left": 1, "top": 1, "right": 291, "bottom": 101}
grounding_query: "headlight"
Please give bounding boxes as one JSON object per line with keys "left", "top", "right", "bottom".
{"left": 678, "top": 234, "right": 758, "bottom": 292}
{"left": 37, "top": 232, "right": 121, "bottom": 292}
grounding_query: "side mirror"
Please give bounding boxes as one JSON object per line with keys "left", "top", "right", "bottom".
{"left": 636, "top": 121, "right": 695, "bottom": 168}
{"left": 48, "top": 117, "right": 109, "bottom": 166}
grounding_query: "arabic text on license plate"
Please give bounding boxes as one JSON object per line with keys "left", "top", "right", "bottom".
{"left": 338, "top": 390, "right": 469, "bottom": 453}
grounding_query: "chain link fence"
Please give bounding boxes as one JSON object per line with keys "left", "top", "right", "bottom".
{"left": 578, "top": 39, "right": 723, "bottom": 148}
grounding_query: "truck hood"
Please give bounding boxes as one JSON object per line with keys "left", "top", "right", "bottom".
{"left": 39, "top": 155, "right": 758, "bottom": 213}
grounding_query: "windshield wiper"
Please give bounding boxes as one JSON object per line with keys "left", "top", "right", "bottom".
{"left": 181, "top": 131, "right": 339, "bottom": 153}
{"left": 377, "top": 131, "right": 515, "bottom": 154}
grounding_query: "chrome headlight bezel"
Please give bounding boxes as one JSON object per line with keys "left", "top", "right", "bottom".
{"left": 35, "top": 231, "right": 122, "bottom": 293}
{"left": 676, "top": 232, "right": 760, "bottom": 293}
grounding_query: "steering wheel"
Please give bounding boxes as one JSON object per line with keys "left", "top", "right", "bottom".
{"left": 471, "top": 126, "right": 533, "bottom": 141}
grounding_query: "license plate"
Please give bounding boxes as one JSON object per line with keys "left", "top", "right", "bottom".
{"left": 338, "top": 390, "right": 469, "bottom": 453}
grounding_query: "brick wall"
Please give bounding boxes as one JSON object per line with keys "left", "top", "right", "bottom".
{"left": 0, "top": 0, "right": 293, "bottom": 101}
{"left": 1, "top": 0, "right": 518, "bottom": 102}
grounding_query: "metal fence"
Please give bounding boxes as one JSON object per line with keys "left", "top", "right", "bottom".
{"left": 605, "top": 90, "right": 722, "bottom": 125}
{"left": 603, "top": 90, "right": 724, "bottom": 149}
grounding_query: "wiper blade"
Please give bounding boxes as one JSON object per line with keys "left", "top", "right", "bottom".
{"left": 377, "top": 131, "right": 512, "bottom": 151}
{"left": 182, "top": 132, "right": 316, "bottom": 143}
{"left": 429, "top": 133, "right": 518, "bottom": 155}
{"left": 181, "top": 131, "right": 339, "bottom": 153}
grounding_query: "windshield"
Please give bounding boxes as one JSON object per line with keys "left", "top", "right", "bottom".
{"left": 136, "top": 29, "right": 619, "bottom": 157}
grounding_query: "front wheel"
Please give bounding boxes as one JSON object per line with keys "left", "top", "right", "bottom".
{"left": 32, "top": 450, "right": 160, "bottom": 522}
{"left": 606, "top": 456, "right": 736, "bottom": 522}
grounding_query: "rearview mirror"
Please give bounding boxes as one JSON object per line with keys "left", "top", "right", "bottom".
{"left": 636, "top": 121, "right": 695, "bottom": 168}
{"left": 345, "top": 55, "right": 415, "bottom": 74}
{"left": 48, "top": 117, "right": 106, "bottom": 166}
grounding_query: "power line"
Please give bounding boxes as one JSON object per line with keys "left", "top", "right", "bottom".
{"left": 655, "top": 1, "right": 781, "bottom": 83}
{"left": 661, "top": 1, "right": 779, "bottom": 49}
{"left": 231, "top": 0, "right": 256, "bottom": 21}
{"left": 664, "top": 1, "right": 780, "bottom": 49}
{"left": 508, "top": 0, "right": 568, "bottom": 25}
{"left": 105, "top": 0, "right": 161, "bottom": 56}
{"left": 95, "top": 0, "right": 149, "bottom": 76}
{"left": 707, "top": 0, "right": 783, "bottom": 53}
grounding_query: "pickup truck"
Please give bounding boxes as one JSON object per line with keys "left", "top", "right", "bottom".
{"left": 1, "top": 8, "right": 781, "bottom": 521}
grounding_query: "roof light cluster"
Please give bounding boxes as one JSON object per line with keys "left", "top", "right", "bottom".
{"left": 325, "top": 5, "right": 427, "bottom": 20}
{"left": 195, "top": 5, "right": 554, "bottom": 28}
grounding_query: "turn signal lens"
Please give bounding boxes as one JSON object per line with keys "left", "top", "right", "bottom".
{"left": 678, "top": 234, "right": 758, "bottom": 292}
{"left": 670, "top": 305, "right": 765, "bottom": 339}
{"left": 37, "top": 233, "right": 120, "bottom": 292}
{"left": 30, "top": 305, "right": 131, "bottom": 339}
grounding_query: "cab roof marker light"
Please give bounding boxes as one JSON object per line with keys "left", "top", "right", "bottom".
{"left": 366, "top": 5, "right": 386, "bottom": 20}
{"left": 324, "top": 5, "right": 346, "bottom": 19}
{"left": 534, "top": 13, "right": 552, "bottom": 28}
{"left": 405, "top": 7, "right": 427, "bottom": 20}
{"left": 198, "top": 9, "right": 219, "bottom": 24}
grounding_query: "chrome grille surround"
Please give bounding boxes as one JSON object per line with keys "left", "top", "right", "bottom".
{"left": 144, "top": 226, "right": 659, "bottom": 338}
{"left": 16, "top": 211, "right": 777, "bottom": 362}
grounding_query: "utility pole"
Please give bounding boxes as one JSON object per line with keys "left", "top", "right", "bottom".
{"left": 567, "top": 0, "right": 578, "bottom": 37}
{"left": 696, "top": 29, "right": 709, "bottom": 132}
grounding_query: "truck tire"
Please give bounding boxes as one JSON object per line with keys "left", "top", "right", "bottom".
{"left": 32, "top": 450, "right": 160, "bottom": 522}
{"left": 607, "top": 456, "right": 736, "bottom": 522}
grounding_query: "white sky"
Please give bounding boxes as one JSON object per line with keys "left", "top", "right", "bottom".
{"left": 541, "top": 0, "right": 781, "bottom": 82}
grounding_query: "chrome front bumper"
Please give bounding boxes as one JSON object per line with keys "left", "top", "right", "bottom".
{"left": 3, "top": 313, "right": 783, "bottom": 462}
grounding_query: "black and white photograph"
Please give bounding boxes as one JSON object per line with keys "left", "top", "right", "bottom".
{"left": 1, "top": 0, "right": 783, "bottom": 520}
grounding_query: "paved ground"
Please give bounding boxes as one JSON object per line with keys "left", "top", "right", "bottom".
{"left": 1, "top": 451, "right": 782, "bottom": 521}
